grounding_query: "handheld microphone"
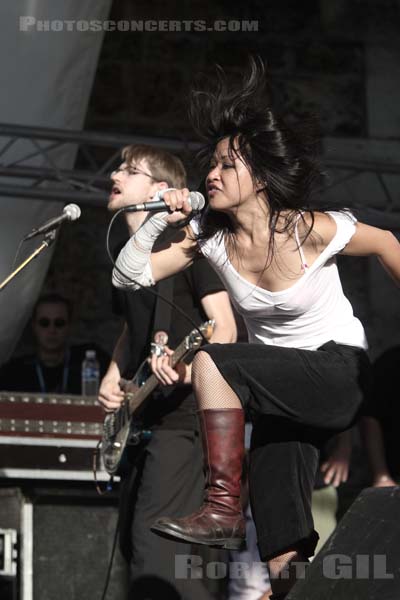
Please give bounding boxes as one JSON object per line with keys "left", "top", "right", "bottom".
{"left": 24, "top": 203, "right": 81, "bottom": 240}
{"left": 124, "top": 190, "right": 205, "bottom": 213}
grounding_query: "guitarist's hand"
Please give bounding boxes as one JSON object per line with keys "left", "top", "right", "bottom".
{"left": 150, "top": 346, "right": 188, "bottom": 386}
{"left": 98, "top": 376, "right": 125, "bottom": 413}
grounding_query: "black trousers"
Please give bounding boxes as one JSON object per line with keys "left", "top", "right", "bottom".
{"left": 201, "top": 340, "right": 370, "bottom": 561}
{"left": 119, "top": 427, "right": 218, "bottom": 600}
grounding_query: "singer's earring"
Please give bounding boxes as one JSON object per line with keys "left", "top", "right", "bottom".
{"left": 255, "top": 182, "right": 267, "bottom": 195}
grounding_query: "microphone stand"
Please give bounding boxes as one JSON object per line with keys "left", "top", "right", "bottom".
{"left": 0, "top": 229, "right": 57, "bottom": 291}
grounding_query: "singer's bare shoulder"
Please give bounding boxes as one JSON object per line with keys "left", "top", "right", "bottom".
{"left": 150, "top": 224, "right": 198, "bottom": 283}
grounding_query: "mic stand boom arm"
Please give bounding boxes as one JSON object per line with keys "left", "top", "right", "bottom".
{"left": 0, "top": 230, "right": 56, "bottom": 291}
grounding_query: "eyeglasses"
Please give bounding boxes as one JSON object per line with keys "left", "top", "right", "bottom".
{"left": 111, "top": 165, "right": 157, "bottom": 180}
{"left": 37, "top": 318, "right": 67, "bottom": 329}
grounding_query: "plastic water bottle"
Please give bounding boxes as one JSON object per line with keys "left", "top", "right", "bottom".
{"left": 81, "top": 350, "right": 100, "bottom": 396}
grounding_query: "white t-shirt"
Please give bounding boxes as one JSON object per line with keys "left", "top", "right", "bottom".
{"left": 189, "top": 211, "right": 367, "bottom": 351}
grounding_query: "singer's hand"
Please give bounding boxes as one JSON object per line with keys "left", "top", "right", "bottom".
{"left": 162, "top": 188, "right": 193, "bottom": 224}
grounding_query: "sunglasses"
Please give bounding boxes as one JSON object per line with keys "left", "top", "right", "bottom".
{"left": 37, "top": 318, "right": 67, "bottom": 329}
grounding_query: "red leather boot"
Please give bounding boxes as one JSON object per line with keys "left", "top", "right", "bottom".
{"left": 151, "top": 408, "right": 246, "bottom": 550}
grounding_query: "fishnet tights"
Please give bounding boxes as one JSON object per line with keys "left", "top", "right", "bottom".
{"left": 192, "top": 350, "right": 242, "bottom": 410}
{"left": 193, "top": 352, "right": 308, "bottom": 598}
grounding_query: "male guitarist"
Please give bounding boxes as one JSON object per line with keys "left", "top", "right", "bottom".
{"left": 98, "top": 144, "right": 237, "bottom": 599}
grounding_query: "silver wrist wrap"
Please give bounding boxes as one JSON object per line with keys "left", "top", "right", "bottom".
{"left": 112, "top": 212, "right": 168, "bottom": 289}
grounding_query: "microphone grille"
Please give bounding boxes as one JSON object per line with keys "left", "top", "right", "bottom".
{"left": 63, "top": 203, "right": 81, "bottom": 221}
{"left": 189, "top": 192, "right": 205, "bottom": 211}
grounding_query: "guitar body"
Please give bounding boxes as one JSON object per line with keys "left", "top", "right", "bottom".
{"left": 102, "top": 416, "right": 132, "bottom": 476}
{"left": 101, "top": 320, "right": 214, "bottom": 476}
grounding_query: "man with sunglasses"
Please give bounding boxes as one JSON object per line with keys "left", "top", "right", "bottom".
{"left": 0, "top": 293, "right": 108, "bottom": 394}
{"left": 98, "top": 144, "right": 237, "bottom": 599}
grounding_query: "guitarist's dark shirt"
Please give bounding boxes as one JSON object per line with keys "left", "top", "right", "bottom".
{"left": 114, "top": 256, "right": 225, "bottom": 430}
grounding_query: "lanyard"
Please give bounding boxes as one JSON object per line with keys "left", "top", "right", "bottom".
{"left": 35, "top": 348, "right": 70, "bottom": 394}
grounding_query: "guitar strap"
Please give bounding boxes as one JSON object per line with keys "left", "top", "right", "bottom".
{"left": 153, "top": 277, "right": 174, "bottom": 339}
{"left": 152, "top": 229, "right": 175, "bottom": 339}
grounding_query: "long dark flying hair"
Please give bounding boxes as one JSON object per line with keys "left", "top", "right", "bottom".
{"left": 189, "top": 57, "right": 325, "bottom": 262}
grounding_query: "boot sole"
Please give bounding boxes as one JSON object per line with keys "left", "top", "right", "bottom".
{"left": 151, "top": 523, "right": 245, "bottom": 551}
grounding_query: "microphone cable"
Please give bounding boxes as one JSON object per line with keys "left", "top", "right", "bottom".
{"left": 106, "top": 208, "right": 209, "bottom": 344}
{"left": 100, "top": 209, "right": 209, "bottom": 599}
{"left": 100, "top": 509, "right": 120, "bottom": 600}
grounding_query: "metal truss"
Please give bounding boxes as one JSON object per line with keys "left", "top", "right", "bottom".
{"left": 0, "top": 123, "right": 399, "bottom": 228}
{"left": 0, "top": 123, "right": 199, "bottom": 208}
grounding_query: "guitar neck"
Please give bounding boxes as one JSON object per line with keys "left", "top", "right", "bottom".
{"left": 127, "top": 336, "right": 191, "bottom": 414}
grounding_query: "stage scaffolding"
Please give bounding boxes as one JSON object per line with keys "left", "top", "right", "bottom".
{"left": 0, "top": 121, "right": 399, "bottom": 229}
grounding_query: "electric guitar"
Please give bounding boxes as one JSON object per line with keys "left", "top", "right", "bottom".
{"left": 101, "top": 320, "right": 214, "bottom": 475}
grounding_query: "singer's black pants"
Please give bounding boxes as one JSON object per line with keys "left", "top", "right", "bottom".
{"left": 200, "top": 340, "right": 371, "bottom": 561}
